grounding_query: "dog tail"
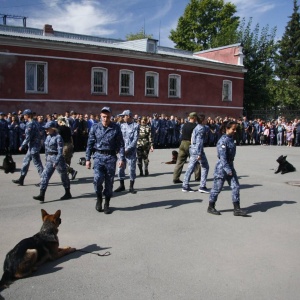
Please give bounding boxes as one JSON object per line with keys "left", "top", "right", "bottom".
{"left": 0, "top": 270, "right": 13, "bottom": 291}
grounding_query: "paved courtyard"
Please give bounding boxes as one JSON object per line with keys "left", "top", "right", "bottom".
{"left": 0, "top": 145, "right": 299, "bottom": 300}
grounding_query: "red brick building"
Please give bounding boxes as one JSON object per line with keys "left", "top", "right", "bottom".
{"left": 0, "top": 24, "right": 246, "bottom": 118}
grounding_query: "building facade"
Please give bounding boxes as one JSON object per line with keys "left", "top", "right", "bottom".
{"left": 0, "top": 24, "right": 246, "bottom": 118}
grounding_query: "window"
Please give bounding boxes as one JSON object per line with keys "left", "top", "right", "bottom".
{"left": 91, "top": 67, "right": 108, "bottom": 94}
{"left": 168, "top": 74, "right": 181, "bottom": 98}
{"left": 222, "top": 80, "right": 232, "bottom": 101}
{"left": 120, "top": 70, "right": 134, "bottom": 96}
{"left": 25, "top": 61, "right": 47, "bottom": 93}
{"left": 145, "top": 72, "right": 159, "bottom": 97}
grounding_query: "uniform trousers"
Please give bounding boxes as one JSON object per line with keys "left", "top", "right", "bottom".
{"left": 20, "top": 149, "right": 43, "bottom": 177}
{"left": 93, "top": 153, "right": 117, "bottom": 198}
{"left": 117, "top": 152, "right": 137, "bottom": 181}
{"left": 40, "top": 155, "right": 69, "bottom": 190}
{"left": 209, "top": 165, "right": 240, "bottom": 203}
{"left": 173, "top": 140, "right": 200, "bottom": 181}
{"left": 182, "top": 151, "right": 208, "bottom": 188}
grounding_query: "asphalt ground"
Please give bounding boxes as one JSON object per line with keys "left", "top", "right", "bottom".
{"left": 0, "top": 145, "right": 299, "bottom": 300}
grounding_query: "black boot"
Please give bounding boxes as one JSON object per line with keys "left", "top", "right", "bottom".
{"left": 12, "top": 175, "right": 25, "bottom": 186}
{"left": 138, "top": 165, "right": 144, "bottom": 176}
{"left": 129, "top": 180, "right": 137, "bottom": 194}
{"left": 114, "top": 180, "right": 125, "bottom": 192}
{"left": 207, "top": 201, "right": 221, "bottom": 215}
{"left": 60, "top": 188, "right": 72, "bottom": 200}
{"left": 233, "top": 202, "right": 248, "bottom": 216}
{"left": 104, "top": 197, "right": 112, "bottom": 214}
{"left": 33, "top": 189, "right": 46, "bottom": 202}
{"left": 95, "top": 192, "right": 103, "bottom": 212}
{"left": 144, "top": 168, "right": 149, "bottom": 176}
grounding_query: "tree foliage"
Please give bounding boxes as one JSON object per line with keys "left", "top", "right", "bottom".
{"left": 169, "top": 0, "right": 239, "bottom": 51}
{"left": 275, "top": 0, "right": 300, "bottom": 108}
{"left": 238, "top": 18, "right": 277, "bottom": 115}
{"left": 126, "top": 28, "right": 153, "bottom": 41}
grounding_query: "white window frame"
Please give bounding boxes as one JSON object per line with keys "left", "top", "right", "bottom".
{"left": 119, "top": 69, "right": 134, "bottom": 96}
{"left": 91, "top": 67, "right": 108, "bottom": 95}
{"left": 25, "top": 61, "right": 48, "bottom": 93}
{"left": 168, "top": 74, "right": 181, "bottom": 98}
{"left": 145, "top": 72, "right": 159, "bottom": 97}
{"left": 222, "top": 80, "right": 232, "bottom": 101}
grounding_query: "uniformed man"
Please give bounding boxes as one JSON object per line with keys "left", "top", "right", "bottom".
{"left": 182, "top": 114, "right": 210, "bottom": 193}
{"left": 173, "top": 112, "right": 200, "bottom": 184}
{"left": 12, "top": 109, "right": 44, "bottom": 186}
{"left": 114, "top": 110, "right": 140, "bottom": 194}
{"left": 33, "top": 121, "right": 72, "bottom": 202}
{"left": 86, "top": 107, "right": 125, "bottom": 214}
{"left": 137, "top": 116, "right": 153, "bottom": 176}
{"left": 151, "top": 113, "right": 160, "bottom": 148}
{"left": 0, "top": 112, "right": 8, "bottom": 154}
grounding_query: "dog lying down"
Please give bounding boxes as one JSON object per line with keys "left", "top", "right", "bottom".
{"left": 275, "top": 155, "right": 296, "bottom": 174}
{"left": 0, "top": 209, "right": 76, "bottom": 290}
{"left": 163, "top": 150, "right": 178, "bottom": 164}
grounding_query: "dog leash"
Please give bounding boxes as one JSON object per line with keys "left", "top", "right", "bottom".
{"left": 76, "top": 249, "right": 111, "bottom": 257}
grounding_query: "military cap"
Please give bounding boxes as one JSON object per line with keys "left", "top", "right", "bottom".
{"left": 23, "top": 109, "right": 32, "bottom": 115}
{"left": 119, "top": 110, "right": 132, "bottom": 117}
{"left": 189, "top": 112, "right": 198, "bottom": 118}
{"left": 0, "top": 112, "right": 4, "bottom": 115}
{"left": 101, "top": 106, "right": 112, "bottom": 113}
{"left": 43, "top": 121, "right": 56, "bottom": 129}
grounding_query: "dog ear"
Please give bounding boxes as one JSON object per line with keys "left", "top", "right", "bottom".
{"left": 54, "top": 210, "right": 61, "bottom": 218}
{"left": 41, "top": 209, "right": 48, "bottom": 220}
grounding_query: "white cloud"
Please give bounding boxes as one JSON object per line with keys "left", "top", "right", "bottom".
{"left": 228, "top": 0, "right": 276, "bottom": 17}
{"left": 28, "top": 0, "right": 118, "bottom": 35}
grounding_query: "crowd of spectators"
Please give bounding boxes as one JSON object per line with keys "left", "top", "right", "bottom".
{"left": 0, "top": 109, "right": 300, "bottom": 155}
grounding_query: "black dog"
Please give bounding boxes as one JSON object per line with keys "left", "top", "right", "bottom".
{"left": 275, "top": 155, "right": 296, "bottom": 174}
{"left": 0, "top": 153, "right": 16, "bottom": 174}
{"left": 78, "top": 157, "right": 86, "bottom": 166}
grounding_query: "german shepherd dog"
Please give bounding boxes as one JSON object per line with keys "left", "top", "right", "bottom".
{"left": 275, "top": 155, "right": 296, "bottom": 174}
{"left": 0, "top": 209, "right": 76, "bottom": 290}
{"left": 0, "top": 152, "right": 16, "bottom": 174}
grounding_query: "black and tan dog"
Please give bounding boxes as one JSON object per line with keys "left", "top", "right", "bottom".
{"left": 275, "top": 155, "right": 296, "bottom": 174}
{"left": 0, "top": 209, "right": 76, "bottom": 290}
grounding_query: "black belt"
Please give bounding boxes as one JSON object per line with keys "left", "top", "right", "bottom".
{"left": 48, "top": 152, "right": 58, "bottom": 155}
{"left": 96, "top": 150, "right": 116, "bottom": 155}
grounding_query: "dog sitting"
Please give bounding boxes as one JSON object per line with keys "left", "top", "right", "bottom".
{"left": 78, "top": 157, "right": 86, "bottom": 166}
{"left": 0, "top": 152, "right": 16, "bottom": 174}
{"left": 164, "top": 150, "right": 178, "bottom": 164}
{"left": 275, "top": 155, "right": 296, "bottom": 174}
{"left": 0, "top": 209, "right": 76, "bottom": 290}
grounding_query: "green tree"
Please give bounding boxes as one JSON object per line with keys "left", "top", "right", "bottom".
{"left": 275, "top": 0, "right": 300, "bottom": 108}
{"left": 169, "top": 0, "right": 239, "bottom": 51}
{"left": 126, "top": 28, "right": 153, "bottom": 41}
{"left": 238, "top": 18, "right": 277, "bottom": 116}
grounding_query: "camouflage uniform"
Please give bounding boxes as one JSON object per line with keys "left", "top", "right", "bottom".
{"left": 182, "top": 124, "right": 209, "bottom": 190}
{"left": 19, "top": 119, "right": 43, "bottom": 178}
{"left": 86, "top": 121, "right": 124, "bottom": 198}
{"left": 117, "top": 121, "right": 139, "bottom": 181}
{"left": 40, "top": 131, "right": 70, "bottom": 191}
{"left": 209, "top": 134, "right": 239, "bottom": 203}
{"left": 137, "top": 123, "right": 153, "bottom": 175}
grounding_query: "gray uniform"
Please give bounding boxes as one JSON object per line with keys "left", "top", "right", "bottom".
{"left": 117, "top": 122, "right": 139, "bottom": 180}
{"left": 40, "top": 132, "right": 70, "bottom": 191}
{"left": 182, "top": 124, "right": 209, "bottom": 189}
{"left": 209, "top": 134, "right": 240, "bottom": 203}
{"left": 86, "top": 122, "right": 125, "bottom": 198}
{"left": 20, "top": 120, "right": 43, "bottom": 177}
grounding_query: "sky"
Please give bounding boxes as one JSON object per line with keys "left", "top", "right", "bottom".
{"left": 0, "top": 0, "right": 296, "bottom": 47}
